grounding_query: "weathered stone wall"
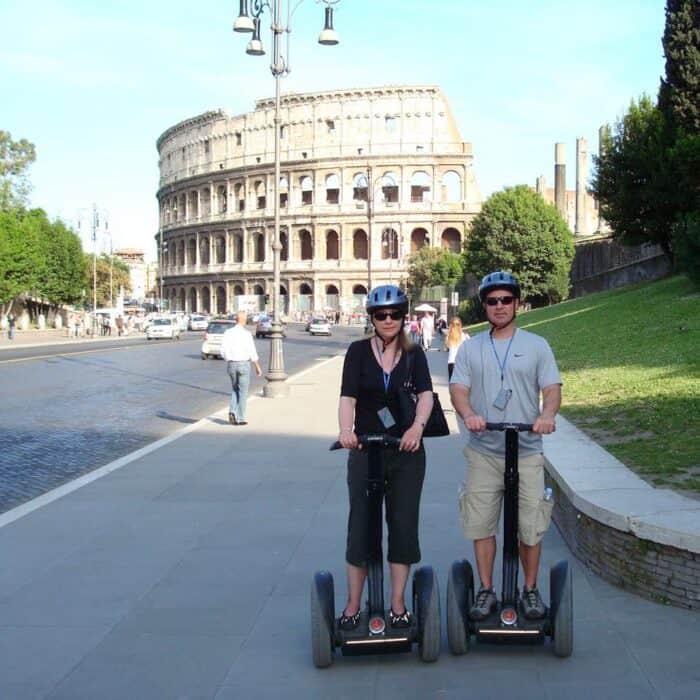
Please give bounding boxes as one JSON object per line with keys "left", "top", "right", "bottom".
{"left": 545, "top": 474, "right": 700, "bottom": 611}
{"left": 569, "top": 236, "right": 672, "bottom": 298}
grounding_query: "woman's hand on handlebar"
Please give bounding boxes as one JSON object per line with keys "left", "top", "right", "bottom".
{"left": 400, "top": 424, "right": 423, "bottom": 452}
{"left": 338, "top": 429, "right": 360, "bottom": 450}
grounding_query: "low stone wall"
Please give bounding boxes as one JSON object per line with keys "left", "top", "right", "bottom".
{"left": 544, "top": 473, "right": 700, "bottom": 611}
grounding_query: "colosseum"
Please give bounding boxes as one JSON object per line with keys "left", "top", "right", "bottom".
{"left": 155, "top": 84, "right": 482, "bottom": 316}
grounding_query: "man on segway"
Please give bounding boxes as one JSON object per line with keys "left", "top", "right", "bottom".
{"left": 449, "top": 271, "right": 562, "bottom": 621}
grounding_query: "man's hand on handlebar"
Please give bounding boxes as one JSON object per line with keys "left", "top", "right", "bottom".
{"left": 463, "top": 413, "right": 487, "bottom": 432}
{"left": 532, "top": 414, "right": 556, "bottom": 434}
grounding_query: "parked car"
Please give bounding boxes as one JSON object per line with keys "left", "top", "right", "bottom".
{"left": 201, "top": 319, "right": 236, "bottom": 359}
{"left": 146, "top": 317, "right": 181, "bottom": 341}
{"left": 188, "top": 314, "right": 208, "bottom": 331}
{"left": 308, "top": 317, "right": 332, "bottom": 336}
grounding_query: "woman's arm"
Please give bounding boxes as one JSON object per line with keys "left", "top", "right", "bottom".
{"left": 338, "top": 395, "right": 358, "bottom": 449}
{"left": 400, "top": 390, "right": 433, "bottom": 452}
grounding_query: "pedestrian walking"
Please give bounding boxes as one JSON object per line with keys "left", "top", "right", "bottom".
{"left": 449, "top": 271, "right": 562, "bottom": 621}
{"left": 220, "top": 310, "right": 262, "bottom": 426}
{"left": 7, "top": 313, "right": 16, "bottom": 340}
{"left": 445, "top": 317, "right": 469, "bottom": 380}
{"left": 420, "top": 312, "right": 434, "bottom": 351}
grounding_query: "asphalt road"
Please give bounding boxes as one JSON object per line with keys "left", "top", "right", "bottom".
{"left": 0, "top": 324, "right": 363, "bottom": 514}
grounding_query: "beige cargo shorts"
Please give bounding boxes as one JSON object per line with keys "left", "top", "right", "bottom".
{"left": 458, "top": 446, "right": 553, "bottom": 546}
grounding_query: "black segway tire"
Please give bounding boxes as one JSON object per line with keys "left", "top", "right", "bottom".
{"left": 550, "top": 559, "right": 573, "bottom": 658}
{"left": 446, "top": 559, "right": 474, "bottom": 655}
{"left": 310, "top": 570, "right": 335, "bottom": 668}
{"left": 412, "top": 566, "right": 441, "bottom": 662}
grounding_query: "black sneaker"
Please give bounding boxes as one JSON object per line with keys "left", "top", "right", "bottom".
{"left": 520, "top": 587, "right": 546, "bottom": 619}
{"left": 228, "top": 413, "right": 237, "bottom": 425}
{"left": 338, "top": 610, "right": 361, "bottom": 630}
{"left": 390, "top": 608, "right": 413, "bottom": 628}
{"left": 470, "top": 587, "right": 497, "bottom": 620}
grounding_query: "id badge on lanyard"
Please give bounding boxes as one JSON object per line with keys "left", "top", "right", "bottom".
{"left": 378, "top": 369, "right": 396, "bottom": 428}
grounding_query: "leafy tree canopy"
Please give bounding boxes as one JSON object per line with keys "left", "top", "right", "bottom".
{"left": 0, "top": 130, "right": 36, "bottom": 211}
{"left": 406, "top": 246, "right": 464, "bottom": 297}
{"left": 463, "top": 185, "right": 574, "bottom": 304}
{"left": 84, "top": 253, "right": 131, "bottom": 308}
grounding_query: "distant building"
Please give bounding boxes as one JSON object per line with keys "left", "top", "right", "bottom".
{"left": 536, "top": 185, "right": 601, "bottom": 235}
{"left": 155, "top": 85, "right": 483, "bottom": 315}
{"left": 114, "top": 248, "right": 149, "bottom": 303}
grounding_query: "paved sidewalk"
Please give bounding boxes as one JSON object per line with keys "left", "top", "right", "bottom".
{"left": 0, "top": 328, "right": 140, "bottom": 350}
{"left": 0, "top": 351, "right": 697, "bottom": 699}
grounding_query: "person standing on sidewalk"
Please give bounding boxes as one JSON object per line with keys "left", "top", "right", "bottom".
{"left": 337, "top": 284, "right": 434, "bottom": 631}
{"left": 7, "top": 313, "right": 16, "bottom": 340}
{"left": 220, "top": 310, "right": 262, "bottom": 426}
{"left": 449, "top": 271, "right": 562, "bottom": 621}
{"left": 445, "top": 317, "right": 469, "bottom": 380}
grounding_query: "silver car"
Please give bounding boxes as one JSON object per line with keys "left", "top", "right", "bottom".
{"left": 146, "top": 317, "right": 181, "bottom": 340}
{"left": 201, "top": 320, "right": 236, "bottom": 359}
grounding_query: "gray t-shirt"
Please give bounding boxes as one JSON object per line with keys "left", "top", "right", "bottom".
{"left": 450, "top": 328, "right": 561, "bottom": 457}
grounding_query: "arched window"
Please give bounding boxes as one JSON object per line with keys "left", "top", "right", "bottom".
{"left": 201, "top": 287, "right": 211, "bottom": 313}
{"left": 353, "top": 173, "right": 368, "bottom": 202}
{"left": 280, "top": 230, "right": 289, "bottom": 261}
{"left": 215, "top": 235, "right": 226, "bottom": 264}
{"left": 217, "top": 185, "right": 227, "bottom": 213}
{"left": 187, "top": 238, "right": 196, "bottom": 265}
{"left": 233, "top": 284, "right": 244, "bottom": 296}
{"left": 232, "top": 235, "right": 243, "bottom": 263}
{"left": 441, "top": 227, "right": 462, "bottom": 253}
{"left": 381, "top": 172, "right": 399, "bottom": 203}
{"left": 215, "top": 286, "right": 226, "bottom": 314}
{"left": 199, "top": 236, "right": 210, "bottom": 265}
{"left": 189, "top": 287, "right": 197, "bottom": 312}
{"left": 326, "top": 284, "right": 339, "bottom": 310}
{"left": 353, "top": 229, "right": 368, "bottom": 259}
{"left": 326, "top": 230, "right": 339, "bottom": 260}
{"left": 299, "top": 229, "right": 312, "bottom": 260}
{"left": 411, "top": 171, "right": 431, "bottom": 203}
{"left": 381, "top": 228, "right": 399, "bottom": 259}
{"left": 325, "top": 173, "right": 340, "bottom": 204}
{"left": 234, "top": 182, "right": 245, "bottom": 212}
{"left": 254, "top": 233, "right": 265, "bottom": 262}
{"left": 253, "top": 284, "right": 264, "bottom": 295}
{"left": 279, "top": 176, "right": 288, "bottom": 208}
{"left": 255, "top": 180, "right": 266, "bottom": 209}
{"left": 411, "top": 228, "right": 430, "bottom": 252}
{"left": 442, "top": 170, "right": 461, "bottom": 202}
{"left": 300, "top": 176, "right": 313, "bottom": 205}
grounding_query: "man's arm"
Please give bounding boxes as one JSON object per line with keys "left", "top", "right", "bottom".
{"left": 449, "top": 383, "right": 486, "bottom": 432}
{"left": 533, "top": 383, "right": 561, "bottom": 434}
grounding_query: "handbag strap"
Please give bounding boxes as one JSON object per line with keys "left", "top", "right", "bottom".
{"left": 403, "top": 349, "right": 416, "bottom": 390}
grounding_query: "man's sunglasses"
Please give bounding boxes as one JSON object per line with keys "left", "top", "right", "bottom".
{"left": 485, "top": 295, "right": 515, "bottom": 307}
{"left": 373, "top": 310, "right": 403, "bottom": 321}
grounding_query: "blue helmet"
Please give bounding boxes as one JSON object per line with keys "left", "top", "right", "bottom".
{"left": 366, "top": 285, "right": 409, "bottom": 315}
{"left": 478, "top": 271, "right": 521, "bottom": 301}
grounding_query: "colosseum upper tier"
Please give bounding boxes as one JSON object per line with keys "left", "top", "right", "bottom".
{"left": 155, "top": 84, "right": 482, "bottom": 315}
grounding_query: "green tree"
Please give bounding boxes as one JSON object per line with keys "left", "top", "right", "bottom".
{"left": 406, "top": 246, "right": 464, "bottom": 297}
{"left": 463, "top": 185, "right": 574, "bottom": 305}
{"left": 0, "top": 130, "right": 36, "bottom": 211}
{"left": 591, "top": 96, "right": 678, "bottom": 263}
{"left": 659, "top": 0, "right": 700, "bottom": 134}
{"left": 84, "top": 254, "right": 131, "bottom": 308}
{"left": 0, "top": 209, "right": 40, "bottom": 313}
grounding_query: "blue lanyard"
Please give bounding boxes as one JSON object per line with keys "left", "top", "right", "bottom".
{"left": 489, "top": 330, "right": 515, "bottom": 383}
{"left": 375, "top": 337, "right": 398, "bottom": 395}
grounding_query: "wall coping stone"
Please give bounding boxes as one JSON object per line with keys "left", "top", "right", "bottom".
{"left": 544, "top": 417, "right": 700, "bottom": 554}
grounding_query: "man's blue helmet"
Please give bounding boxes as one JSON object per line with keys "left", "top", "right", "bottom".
{"left": 366, "top": 285, "right": 409, "bottom": 315}
{"left": 478, "top": 271, "right": 521, "bottom": 301}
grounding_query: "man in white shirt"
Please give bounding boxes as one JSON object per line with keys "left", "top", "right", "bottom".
{"left": 220, "top": 311, "right": 262, "bottom": 426}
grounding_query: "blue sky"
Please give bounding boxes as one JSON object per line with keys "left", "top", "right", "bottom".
{"left": 1, "top": 0, "right": 666, "bottom": 259}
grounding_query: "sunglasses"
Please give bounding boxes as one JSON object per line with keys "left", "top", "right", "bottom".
{"left": 373, "top": 310, "right": 403, "bottom": 321}
{"left": 485, "top": 295, "right": 515, "bottom": 307}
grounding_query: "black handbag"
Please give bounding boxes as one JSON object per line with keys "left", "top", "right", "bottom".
{"left": 398, "top": 350, "right": 450, "bottom": 438}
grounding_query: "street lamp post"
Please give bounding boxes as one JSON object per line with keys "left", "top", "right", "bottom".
{"left": 234, "top": 0, "right": 341, "bottom": 398}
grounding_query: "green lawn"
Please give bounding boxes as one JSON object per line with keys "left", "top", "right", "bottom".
{"left": 466, "top": 275, "right": 700, "bottom": 494}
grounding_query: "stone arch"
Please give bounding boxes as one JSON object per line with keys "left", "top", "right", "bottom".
{"left": 442, "top": 170, "right": 461, "bottom": 202}
{"left": 299, "top": 229, "right": 313, "bottom": 260}
{"left": 199, "top": 236, "right": 210, "bottom": 265}
{"left": 189, "top": 287, "right": 197, "bottom": 312}
{"left": 232, "top": 234, "right": 243, "bottom": 263}
{"left": 233, "top": 284, "right": 244, "bottom": 296}
{"left": 326, "top": 229, "right": 339, "bottom": 260}
{"left": 353, "top": 172, "right": 368, "bottom": 202}
{"left": 253, "top": 233, "right": 265, "bottom": 262}
{"left": 201, "top": 287, "right": 211, "bottom": 313}
{"left": 441, "top": 227, "right": 462, "bottom": 253}
{"left": 179, "top": 288, "right": 186, "bottom": 310}
{"left": 215, "top": 285, "right": 226, "bottom": 314}
{"left": 280, "top": 230, "right": 289, "bottom": 261}
{"left": 411, "top": 227, "right": 430, "bottom": 252}
{"left": 187, "top": 238, "right": 196, "bottom": 266}
{"left": 214, "top": 235, "right": 226, "bottom": 264}
{"left": 381, "top": 227, "right": 399, "bottom": 259}
{"left": 300, "top": 175, "right": 313, "bottom": 205}
{"left": 252, "top": 284, "right": 264, "bottom": 295}
{"left": 325, "top": 173, "right": 340, "bottom": 204}
{"left": 353, "top": 228, "right": 368, "bottom": 259}
{"left": 411, "top": 170, "right": 431, "bottom": 202}
{"left": 254, "top": 180, "right": 266, "bottom": 209}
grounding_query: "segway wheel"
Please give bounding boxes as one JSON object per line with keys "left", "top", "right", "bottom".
{"left": 549, "top": 559, "right": 573, "bottom": 658}
{"left": 310, "top": 570, "right": 335, "bottom": 668}
{"left": 446, "top": 559, "right": 474, "bottom": 655}
{"left": 412, "top": 566, "right": 441, "bottom": 662}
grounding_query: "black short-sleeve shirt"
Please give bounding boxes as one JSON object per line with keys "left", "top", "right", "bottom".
{"left": 340, "top": 338, "right": 433, "bottom": 436}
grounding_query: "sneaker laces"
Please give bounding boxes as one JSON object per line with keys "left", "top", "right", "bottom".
{"left": 475, "top": 588, "right": 493, "bottom": 606}
{"left": 523, "top": 587, "right": 541, "bottom": 608}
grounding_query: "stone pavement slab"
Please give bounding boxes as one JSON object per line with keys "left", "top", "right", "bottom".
{"left": 0, "top": 351, "right": 697, "bottom": 699}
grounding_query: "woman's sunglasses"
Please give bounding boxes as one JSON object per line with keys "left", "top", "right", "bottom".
{"left": 373, "top": 310, "right": 403, "bottom": 321}
{"left": 485, "top": 295, "right": 515, "bottom": 306}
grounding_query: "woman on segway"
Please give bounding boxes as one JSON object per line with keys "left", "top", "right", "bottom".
{"left": 337, "top": 285, "right": 434, "bottom": 630}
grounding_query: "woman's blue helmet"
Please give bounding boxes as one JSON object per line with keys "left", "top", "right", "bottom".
{"left": 366, "top": 285, "right": 409, "bottom": 315}
{"left": 478, "top": 271, "right": 521, "bottom": 301}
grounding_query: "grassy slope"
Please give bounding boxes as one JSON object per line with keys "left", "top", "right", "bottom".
{"left": 466, "top": 275, "right": 700, "bottom": 494}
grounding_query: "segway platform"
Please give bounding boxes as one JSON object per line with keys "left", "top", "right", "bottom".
{"left": 446, "top": 423, "right": 573, "bottom": 657}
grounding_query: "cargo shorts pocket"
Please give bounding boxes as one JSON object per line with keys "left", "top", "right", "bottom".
{"left": 534, "top": 498, "right": 554, "bottom": 543}
{"left": 458, "top": 481, "right": 469, "bottom": 528}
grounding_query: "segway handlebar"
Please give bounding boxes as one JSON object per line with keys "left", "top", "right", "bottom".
{"left": 485, "top": 422, "right": 534, "bottom": 432}
{"left": 329, "top": 434, "right": 402, "bottom": 451}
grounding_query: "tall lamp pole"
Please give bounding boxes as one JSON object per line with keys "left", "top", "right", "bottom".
{"left": 234, "top": 0, "right": 341, "bottom": 398}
